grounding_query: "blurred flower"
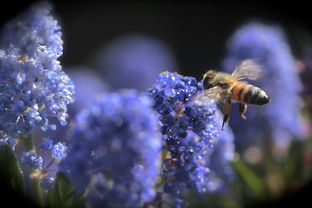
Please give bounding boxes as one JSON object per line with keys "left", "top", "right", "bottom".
{"left": 223, "top": 22, "right": 303, "bottom": 152}
{"left": 303, "top": 47, "right": 312, "bottom": 71}
{"left": 33, "top": 67, "right": 108, "bottom": 144}
{"left": 209, "top": 111, "right": 235, "bottom": 188}
{"left": 21, "top": 151, "right": 43, "bottom": 169}
{"left": 93, "top": 34, "right": 177, "bottom": 91}
{"left": 51, "top": 142, "right": 67, "bottom": 159}
{"left": 40, "top": 175, "right": 55, "bottom": 190}
{"left": 38, "top": 138, "right": 68, "bottom": 165}
{"left": 0, "top": 2, "right": 74, "bottom": 137}
{"left": 60, "top": 90, "right": 162, "bottom": 208}
{"left": 21, "top": 137, "right": 67, "bottom": 190}
{"left": 148, "top": 72, "right": 235, "bottom": 207}
{"left": 0, "top": 131, "right": 16, "bottom": 150}
{"left": 297, "top": 49, "right": 312, "bottom": 120}
{"left": 39, "top": 137, "right": 53, "bottom": 151}
{"left": 67, "top": 67, "right": 109, "bottom": 114}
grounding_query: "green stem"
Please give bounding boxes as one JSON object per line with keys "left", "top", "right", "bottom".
{"left": 22, "top": 135, "right": 43, "bottom": 206}
{"left": 23, "top": 135, "right": 35, "bottom": 152}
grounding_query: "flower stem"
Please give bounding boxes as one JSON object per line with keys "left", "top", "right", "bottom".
{"left": 24, "top": 135, "right": 35, "bottom": 152}
{"left": 22, "top": 135, "right": 43, "bottom": 206}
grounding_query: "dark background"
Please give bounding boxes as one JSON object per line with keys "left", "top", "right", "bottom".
{"left": 1, "top": 1, "right": 312, "bottom": 207}
{"left": 1, "top": 0, "right": 312, "bottom": 80}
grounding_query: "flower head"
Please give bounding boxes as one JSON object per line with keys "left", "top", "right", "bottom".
{"left": 32, "top": 67, "right": 108, "bottom": 144}
{"left": 38, "top": 137, "right": 68, "bottom": 165}
{"left": 0, "top": 2, "right": 74, "bottom": 137}
{"left": 0, "top": 131, "right": 16, "bottom": 150}
{"left": 148, "top": 72, "right": 217, "bottom": 141}
{"left": 0, "top": 2, "right": 63, "bottom": 58}
{"left": 21, "top": 137, "right": 67, "bottom": 192}
{"left": 94, "top": 34, "right": 177, "bottom": 91}
{"left": 60, "top": 90, "right": 162, "bottom": 208}
{"left": 209, "top": 111, "right": 235, "bottom": 188}
{"left": 21, "top": 151, "right": 43, "bottom": 169}
{"left": 40, "top": 175, "right": 55, "bottom": 190}
{"left": 222, "top": 22, "right": 303, "bottom": 150}
{"left": 39, "top": 137, "right": 53, "bottom": 151}
{"left": 148, "top": 72, "right": 235, "bottom": 206}
{"left": 67, "top": 67, "right": 109, "bottom": 114}
{"left": 51, "top": 142, "right": 67, "bottom": 159}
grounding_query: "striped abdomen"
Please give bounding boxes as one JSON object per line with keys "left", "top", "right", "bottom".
{"left": 231, "top": 82, "right": 270, "bottom": 105}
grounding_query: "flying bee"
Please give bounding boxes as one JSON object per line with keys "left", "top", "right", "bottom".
{"left": 194, "top": 59, "right": 270, "bottom": 130}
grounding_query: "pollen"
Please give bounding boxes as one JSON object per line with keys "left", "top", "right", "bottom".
{"left": 25, "top": 107, "right": 32, "bottom": 113}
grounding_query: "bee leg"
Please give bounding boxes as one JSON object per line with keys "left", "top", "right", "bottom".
{"left": 238, "top": 103, "right": 247, "bottom": 120}
{"left": 222, "top": 99, "right": 232, "bottom": 130}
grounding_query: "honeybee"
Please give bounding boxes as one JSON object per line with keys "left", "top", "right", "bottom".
{"left": 194, "top": 59, "right": 270, "bottom": 130}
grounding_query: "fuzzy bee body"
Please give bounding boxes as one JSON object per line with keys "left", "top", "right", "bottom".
{"left": 230, "top": 81, "right": 270, "bottom": 105}
{"left": 194, "top": 59, "right": 270, "bottom": 130}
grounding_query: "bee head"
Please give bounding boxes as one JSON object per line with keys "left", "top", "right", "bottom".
{"left": 203, "top": 70, "right": 217, "bottom": 89}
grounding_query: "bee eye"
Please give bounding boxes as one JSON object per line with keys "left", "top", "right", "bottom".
{"left": 203, "top": 76, "right": 213, "bottom": 89}
{"left": 218, "top": 82, "right": 229, "bottom": 88}
{"left": 203, "top": 70, "right": 216, "bottom": 89}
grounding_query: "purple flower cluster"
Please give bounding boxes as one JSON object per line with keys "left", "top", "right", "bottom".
{"left": 67, "top": 67, "right": 109, "bottom": 114}
{"left": 40, "top": 175, "right": 56, "bottom": 190}
{"left": 21, "top": 151, "right": 43, "bottom": 169}
{"left": 32, "top": 67, "right": 109, "bottom": 145}
{"left": 209, "top": 111, "right": 235, "bottom": 187}
{"left": 60, "top": 90, "right": 162, "bottom": 208}
{"left": 0, "top": 2, "right": 74, "bottom": 137}
{"left": 148, "top": 72, "right": 235, "bottom": 207}
{"left": 223, "top": 22, "right": 303, "bottom": 150}
{"left": 0, "top": 131, "right": 16, "bottom": 150}
{"left": 21, "top": 137, "right": 67, "bottom": 190}
{"left": 0, "top": 3, "right": 239, "bottom": 207}
{"left": 94, "top": 34, "right": 177, "bottom": 91}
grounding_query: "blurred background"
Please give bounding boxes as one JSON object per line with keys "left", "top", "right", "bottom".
{"left": 2, "top": 1, "right": 312, "bottom": 207}
{"left": 2, "top": 1, "right": 312, "bottom": 78}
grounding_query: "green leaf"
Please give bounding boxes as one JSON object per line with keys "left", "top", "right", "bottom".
{"left": 281, "top": 141, "right": 303, "bottom": 186}
{"left": 0, "top": 144, "right": 24, "bottom": 194}
{"left": 189, "top": 194, "right": 240, "bottom": 208}
{"left": 47, "top": 172, "right": 85, "bottom": 208}
{"left": 232, "top": 159, "right": 269, "bottom": 200}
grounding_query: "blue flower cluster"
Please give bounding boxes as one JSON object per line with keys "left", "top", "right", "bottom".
{"left": 38, "top": 137, "right": 67, "bottom": 161}
{"left": 40, "top": 175, "right": 56, "bottom": 190}
{"left": 0, "top": 2, "right": 74, "bottom": 138}
{"left": 0, "top": 131, "right": 16, "bottom": 150}
{"left": 209, "top": 111, "right": 235, "bottom": 189}
{"left": 148, "top": 72, "right": 217, "bottom": 141}
{"left": 60, "top": 90, "right": 162, "bottom": 208}
{"left": 32, "top": 67, "right": 109, "bottom": 145}
{"left": 21, "top": 137, "right": 67, "bottom": 190}
{"left": 67, "top": 68, "right": 109, "bottom": 114}
{"left": 51, "top": 142, "right": 67, "bottom": 159}
{"left": 0, "top": 2, "right": 238, "bottom": 206}
{"left": 21, "top": 151, "right": 43, "bottom": 169}
{"left": 148, "top": 72, "right": 235, "bottom": 207}
{"left": 94, "top": 34, "right": 177, "bottom": 91}
{"left": 223, "top": 22, "right": 303, "bottom": 151}
{"left": 39, "top": 137, "right": 54, "bottom": 151}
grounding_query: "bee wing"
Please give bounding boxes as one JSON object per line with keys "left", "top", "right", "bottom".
{"left": 231, "top": 59, "right": 262, "bottom": 81}
{"left": 193, "top": 86, "right": 229, "bottom": 105}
